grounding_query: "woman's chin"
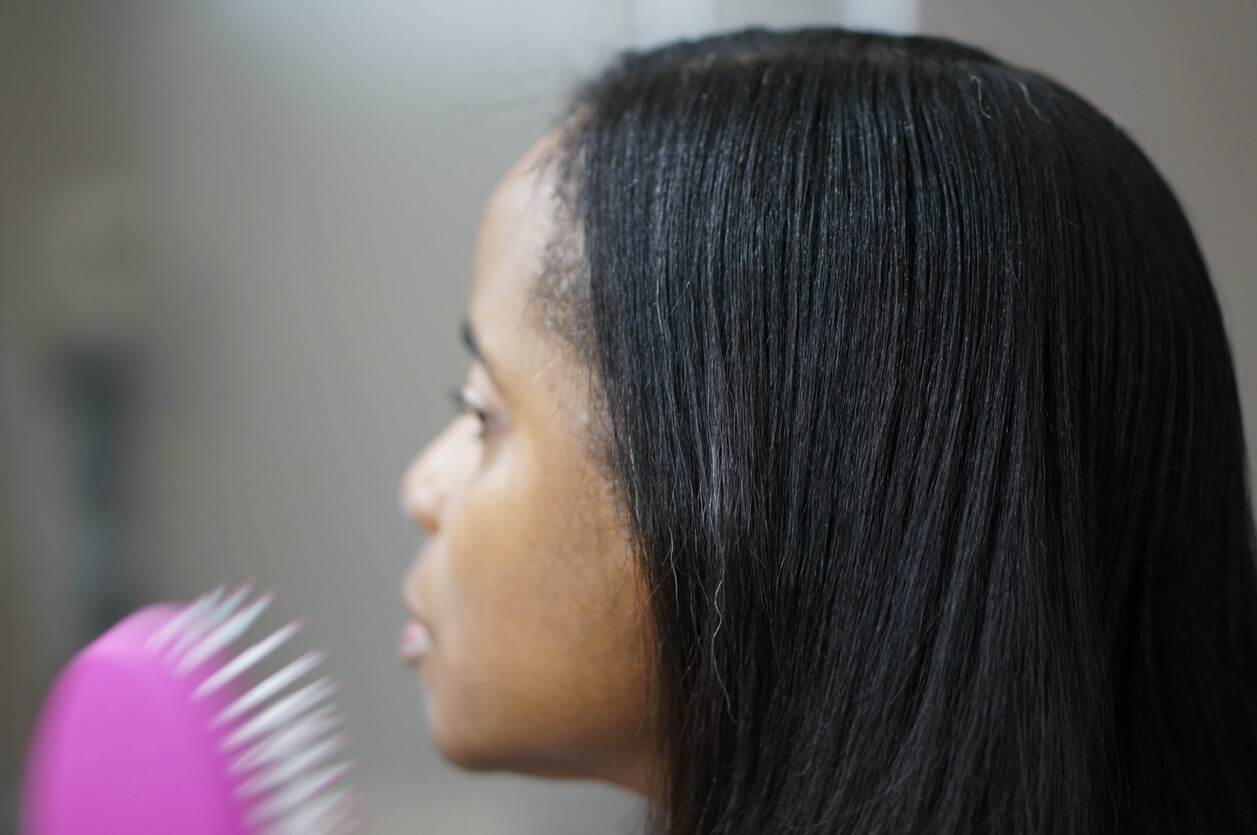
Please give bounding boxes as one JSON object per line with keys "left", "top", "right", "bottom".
{"left": 424, "top": 697, "right": 510, "bottom": 772}
{"left": 428, "top": 714, "right": 655, "bottom": 795}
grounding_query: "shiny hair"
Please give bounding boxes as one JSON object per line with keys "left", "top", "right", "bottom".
{"left": 542, "top": 28, "right": 1257, "bottom": 834}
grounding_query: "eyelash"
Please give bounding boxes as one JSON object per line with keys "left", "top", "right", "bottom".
{"left": 448, "top": 387, "right": 491, "bottom": 438}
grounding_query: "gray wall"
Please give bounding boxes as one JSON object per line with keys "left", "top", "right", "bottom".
{"left": 3, "top": 1, "right": 1254, "bottom": 833}
{"left": 920, "top": 0, "right": 1257, "bottom": 484}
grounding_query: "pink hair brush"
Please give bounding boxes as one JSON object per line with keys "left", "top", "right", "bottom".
{"left": 20, "top": 584, "right": 358, "bottom": 834}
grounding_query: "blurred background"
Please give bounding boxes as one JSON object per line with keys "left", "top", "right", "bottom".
{"left": 2, "top": 0, "right": 1254, "bottom": 832}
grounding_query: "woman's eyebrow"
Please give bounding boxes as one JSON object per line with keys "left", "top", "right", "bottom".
{"left": 461, "top": 317, "right": 502, "bottom": 389}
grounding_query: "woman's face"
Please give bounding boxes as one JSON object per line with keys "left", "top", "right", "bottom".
{"left": 399, "top": 137, "right": 654, "bottom": 792}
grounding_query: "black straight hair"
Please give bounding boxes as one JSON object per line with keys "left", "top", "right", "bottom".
{"left": 541, "top": 28, "right": 1257, "bottom": 834}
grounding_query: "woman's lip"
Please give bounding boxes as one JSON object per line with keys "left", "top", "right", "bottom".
{"left": 399, "top": 619, "right": 433, "bottom": 663}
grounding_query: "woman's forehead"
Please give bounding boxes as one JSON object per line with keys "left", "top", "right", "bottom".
{"left": 468, "top": 136, "right": 569, "bottom": 394}
{"left": 472, "top": 135, "right": 561, "bottom": 300}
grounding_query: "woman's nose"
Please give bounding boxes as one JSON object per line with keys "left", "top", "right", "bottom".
{"left": 401, "top": 451, "right": 442, "bottom": 533}
{"left": 401, "top": 435, "right": 450, "bottom": 534}
{"left": 400, "top": 418, "right": 476, "bottom": 533}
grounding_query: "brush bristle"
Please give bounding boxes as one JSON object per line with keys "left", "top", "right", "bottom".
{"left": 148, "top": 585, "right": 358, "bottom": 834}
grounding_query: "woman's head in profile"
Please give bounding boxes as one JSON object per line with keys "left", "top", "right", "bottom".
{"left": 400, "top": 28, "right": 1257, "bottom": 834}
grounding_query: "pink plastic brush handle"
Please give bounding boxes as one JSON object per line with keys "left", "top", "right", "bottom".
{"left": 21, "top": 604, "right": 251, "bottom": 835}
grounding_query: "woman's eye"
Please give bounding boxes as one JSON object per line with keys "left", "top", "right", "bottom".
{"left": 448, "top": 387, "right": 491, "bottom": 439}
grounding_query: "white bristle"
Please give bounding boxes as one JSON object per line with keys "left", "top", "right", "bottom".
{"left": 317, "top": 805, "right": 360, "bottom": 835}
{"left": 309, "top": 793, "right": 360, "bottom": 835}
{"left": 214, "top": 582, "right": 254, "bottom": 622}
{"left": 160, "top": 584, "right": 357, "bottom": 831}
{"left": 230, "top": 704, "right": 341, "bottom": 775}
{"left": 223, "top": 677, "right": 339, "bottom": 750}
{"left": 320, "top": 802, "right": 360, "bottom": 835}
{"left": 246, "top": 759, "right": 354, "bottom": 825}
{"left": 168, "top": 584, "right": 249, "bottom": 659}
{"left": 214, "top": 650, "right": 324, "bottom": 726}
{"left": 194, "top": 620, "right": 302, "bottom": 699}
{"left": 144, "top": 586, "right": 224, "bottom": 652}
{"left": 314, "top": 806, "right": 358, "bottom": 835}
{"left": 176, "top": 592, "right": 272, "bottom": 675}
{"left": 238, "top": 733, "right": 348, "bottom": 797}
{"left": 288, "top": 788, "right": 357, "bottom": 835}
{"left": 263, "top": 786, "right": 354, "bottom": 835}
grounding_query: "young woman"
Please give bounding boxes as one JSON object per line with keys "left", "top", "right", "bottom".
{"left": 399, "top": 28, "right": 1257, "bottom": 834}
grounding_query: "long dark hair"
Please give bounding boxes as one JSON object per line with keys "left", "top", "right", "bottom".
{"left": 540, "top": 28, "right": 1257, "bottom": 834}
